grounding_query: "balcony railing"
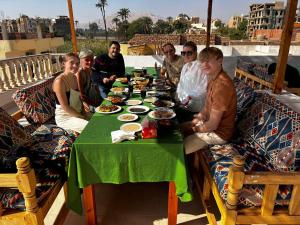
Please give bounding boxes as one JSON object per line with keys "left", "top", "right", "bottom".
{"left": 0, "top": 53, "right": 64, "bottom": 93}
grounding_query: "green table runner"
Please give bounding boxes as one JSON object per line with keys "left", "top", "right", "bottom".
{"left": 67, "top": 76, "right": 192, "bottom": 214}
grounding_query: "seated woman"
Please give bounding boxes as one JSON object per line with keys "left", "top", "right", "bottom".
{"left": 77, "top": 49, "right": 102, "bottom": 112}
{"left": 176, "top": 41, "right": 207, "bottom": 121}
{"left": 53, "top": 53, "right": 89, "bottom": 133}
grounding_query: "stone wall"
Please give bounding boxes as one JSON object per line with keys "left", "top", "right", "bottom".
{"left": 128, "top": 33, "right": 219, "bottom": 46}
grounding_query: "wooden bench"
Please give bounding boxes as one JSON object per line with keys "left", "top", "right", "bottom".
{"left": 193, "top": 73, "right": 300, "bottom": 225}
{"left": 235, "top": 67, "right": 300, "bottom": 96}
{"left": 0, "top": 110, "right": 68, "bottom": 225}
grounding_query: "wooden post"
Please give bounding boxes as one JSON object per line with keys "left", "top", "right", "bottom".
{"left": 272, "top": 0, "right": 298, "bottom": 94}
{"left": 223, "top": 155, "right": 245, "bottom": 225}
{"left": 16, "top": 157, "right": 44, "bottom": 225}
{"left": 206, "top": 0, "right": 213, "bottom": 48}
{"left": 168, "top": 182, "right": 178, "bottom": 225}
{"left": 83, "top": 185, "right": 97, "bottom": 225}
{"left": 67, "top": 0, "right": 78, "bottom": 53}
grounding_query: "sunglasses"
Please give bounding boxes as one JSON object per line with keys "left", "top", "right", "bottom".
{"left": 181, "top": 51, "right": 193, "bottom": 56}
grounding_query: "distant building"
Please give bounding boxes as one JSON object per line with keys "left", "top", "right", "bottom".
{"left": 52, "top": 16, "right": 71, "bottom": 38}
{"left": 191, "top": 17, "right": 200, "bottom": 24}
{"left": 247, "top": 1, "right": 285, "bottom": 39}
{"left": 191, "top": 19, "right": 220, "bottom": 32}
{"left": 296, "top": 7, "right": 300, "bottom": 22}
{"left": 228, "top": 15, "right": 243, "bottom": 29}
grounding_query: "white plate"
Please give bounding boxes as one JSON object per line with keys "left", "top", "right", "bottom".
{"left": 126, "top": 99, "right": 142, "bottom": 106}
{"left": 146, "top": 91, "right": 169, "bottom": 97}
{"left": 152, "top": 85, "right": 171, "bottom": 91}
{"left": 151, "top": 100, "right": 175, "bottom": 108}
{"left": 95, "top": 105, "right": 122, "bottom": 114}
{"left": 148, "top": 107, "right": 176, "bottom": 120}
{"left": 126, "top": 105, "right": 150, "bottom": 114}
{"left": 117, "top": 113, "right": 138, "bottom": 122}
{"left": 144, "top": 97, "right": 157, "bottom": 103}
{"left": 120, "top": 122, "right": 142, "bottom": 133}
{"left": 116, "top": 78, "right": 127, "bottom": 82}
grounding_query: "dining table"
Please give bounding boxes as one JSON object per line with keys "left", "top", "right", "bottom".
{"left": 67, "top": 69, "right": 192, "bottom": 225}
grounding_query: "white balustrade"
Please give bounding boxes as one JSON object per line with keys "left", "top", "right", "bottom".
{"left": 0, "top": 53, "right": 64, "bottom": 94}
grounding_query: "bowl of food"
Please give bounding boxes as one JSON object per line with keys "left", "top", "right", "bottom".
{"left": 116, "top": 77, "right": 128, "bottom": 84}
{"left": 117, "top": 113, "right": 138, "bottom": 122}
{"left": 148, "top": 107, "right": 176, "bottom": 120}
{"left": 110, "top": 87, "right": 125, "bottom": 94}
{"left": 120, "top": 123, "right": 142, "bottom": 133}
{"left": 106, "top": 95, "right": 126, "bottom": 104}
{"left": 126, "top": 105, "right": 150, "bottom": 114}
{"left": 95, "top": 105, "right": 122, "bottom": 114}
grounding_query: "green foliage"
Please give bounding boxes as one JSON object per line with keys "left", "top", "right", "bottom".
{"left": 127, "top": 17, "right": 153, "bottom": 39}
{"left": 216, "top": 18, "right": 248, "bottom": 40}
{"left": 57, "top": 39, "right": 108, "bottom": 56}
{"left": 173, "top": 19, "right": 190, "bottom": 34}
{"left": 153, "top": 19, "right": 174, "bottom": 34}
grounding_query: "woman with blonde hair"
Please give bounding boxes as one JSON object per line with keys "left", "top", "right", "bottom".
{"left": 53, "top": 52, "right": 89, "bottom": 133}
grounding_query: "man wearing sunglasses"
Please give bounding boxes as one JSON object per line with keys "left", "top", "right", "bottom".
{"left": 176, "top": 41, "right": 207, "bottom": 116}
{"left": 160, "top": 43, "right": 184, "bottom": 88}
{"left": 182, "top": 47, "right": 237, "bottom": 154}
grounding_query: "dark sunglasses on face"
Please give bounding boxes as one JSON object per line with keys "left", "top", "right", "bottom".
{"left": 181, "top": 51, "right": 193, "bottom": 56}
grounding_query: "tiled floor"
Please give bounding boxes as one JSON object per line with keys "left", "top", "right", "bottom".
{"left": 62, "top": 182, "right": 213, "bottom": 225}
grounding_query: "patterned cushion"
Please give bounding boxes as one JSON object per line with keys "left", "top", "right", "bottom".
{"left": 12, "top": 77, "right": 56, "bottom": 124}
{"left": 29, "top": 124, "right": 79, "bottom": 170}
{"left": 0, "top": 108, "right": 34, "bottom": 172}
{"left": 238, "top": 92, "right": 300, "bottom": 171}
{"left": 0, "top": 165, "right": 62, "bottom": 211}
{"left": 233, "top": 78, "right": 257, "bottom": 121}
{"left": 205, "top": 142, "right": 291, "bottom": 207}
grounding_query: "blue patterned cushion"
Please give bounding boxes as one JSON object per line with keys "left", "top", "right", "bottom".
{"left": 0, "top": 107, "right": 34, "bottom": 172}
{"left": 12, "top": 77, "right": 56, "bottom": 124}
{"left": 238, "top": 92, "right": 300, "bottom": 171}
{"left": 233, "top": 78, "right": 257, "bottom": 121}
{"left": 205, "top": 142, "right": 291, "bottom": 207}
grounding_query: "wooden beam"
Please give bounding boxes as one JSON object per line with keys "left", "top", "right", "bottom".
{"left": 206, "top": 0, "right": 213, "bottom": 48}
{"left": 168, "top": 182, "right": 178, "bottom": 225}
{"left": 67, "top": 0, "right": 78, "bottom": 53}
{"left": 273, "top": 0, "right": 298, "bottom": 94}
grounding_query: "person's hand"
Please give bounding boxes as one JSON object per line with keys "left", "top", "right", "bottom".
{"left": 192, "top": 124, "right": 202, "bottom": 133}
{"left": 103, "top": 78, "right": 110, "bottom": 84}
{"left": 110, "top": 75, "right": 117, "bottom": 81}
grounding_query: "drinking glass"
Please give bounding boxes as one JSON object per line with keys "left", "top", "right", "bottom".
{"left": 141, "top": 88, "right": 146, "bottom": 100}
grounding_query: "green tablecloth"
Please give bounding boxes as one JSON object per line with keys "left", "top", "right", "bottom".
{"left": 67, "top": 77, "right": 192, "bottom": 215}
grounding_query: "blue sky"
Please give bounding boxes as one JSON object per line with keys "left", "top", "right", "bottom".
{"left": 1, "top": 0, "right": 290, "bottom": 25}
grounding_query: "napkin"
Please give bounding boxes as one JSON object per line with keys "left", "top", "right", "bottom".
{"left": 111, "top": 130, "right": 136, "bottom": 143}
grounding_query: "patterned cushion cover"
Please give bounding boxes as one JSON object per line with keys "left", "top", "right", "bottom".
{"left": 0, "top": 124, "right": 78, "bottom": 211}
{"left": 205, "top": 142, "right": 291, "bottom": 207}
{"left": 233, "top": 77, "right": 257, "bottom": 121}
{"left": 238, "top": 92, "right": 300, "bottom": 171}
{"left": 0, "top": 165, "right": 62, "bottom": 211}
{"left": 0, "top": 108, "right": 34, "bottom": 172}
{"left": 12, "top": 77, "right": 56, "bottom": 124}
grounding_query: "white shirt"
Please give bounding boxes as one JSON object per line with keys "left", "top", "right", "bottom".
{"left": 176, "top": 60, "right": 208, "bottom": 112}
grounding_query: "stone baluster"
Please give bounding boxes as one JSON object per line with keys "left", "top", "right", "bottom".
{"left": 31, "top": 58, "right": 40, "bottom": 81}
{"left": 0, "top": 75, "right": 4, "bottom": 93}
{"left": 13, "top": 60, "right": 23, "bottom": 86}
{"left": 48, "top": 55, "right": 54, "bottom": 74}
{"left": 16, "top": 157, "right": 43, "bottom": 224}
{"left": 19, "top": 59, "right": 29, "bottom": 85}
{"left": 25, "top": 59, "right": 34, "bottom": 83}
{"left": 37, "top": 56, "right": 45, "bottom": 79}
{"left": 56, "top": 55, "right": 62, "bottom": 71}
{"left": 37, "top": 56, "right": 46, "bottom": 79}
{"left": 0, "top": 64, "right": 12, "bottom": 90}
{"left": 7, "top": 62, "right": 17, "bottom": 88}
{"left": 43, "top": 55, "right": 50, "bottom": 77}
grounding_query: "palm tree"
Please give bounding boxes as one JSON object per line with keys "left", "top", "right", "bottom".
{"left": 117, "top": 8, "right": 130, "bottom": 22}
{"left": 112, "top": 17, "right": 120, "bottom": 30}
{"left": 141, "top": 17, "right": 153, "bottom": 34}
{"left": 166, "top": 16, "right": 173, "bottom": 23}
{"left": 95, "top": 0, "right": 108, "bottom": 43}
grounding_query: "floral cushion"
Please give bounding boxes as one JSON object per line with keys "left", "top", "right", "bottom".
{"left": 205, "top": 142, "right": 291, "bottom": 207}
{"left": 238, "top": 92, "right": 300, "bottom": 171}
{"left": 12, "top": 77, "right": 56, "bottom": 124}
{"left": 0, "top": 107, "right": 34, "bottom": 172}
